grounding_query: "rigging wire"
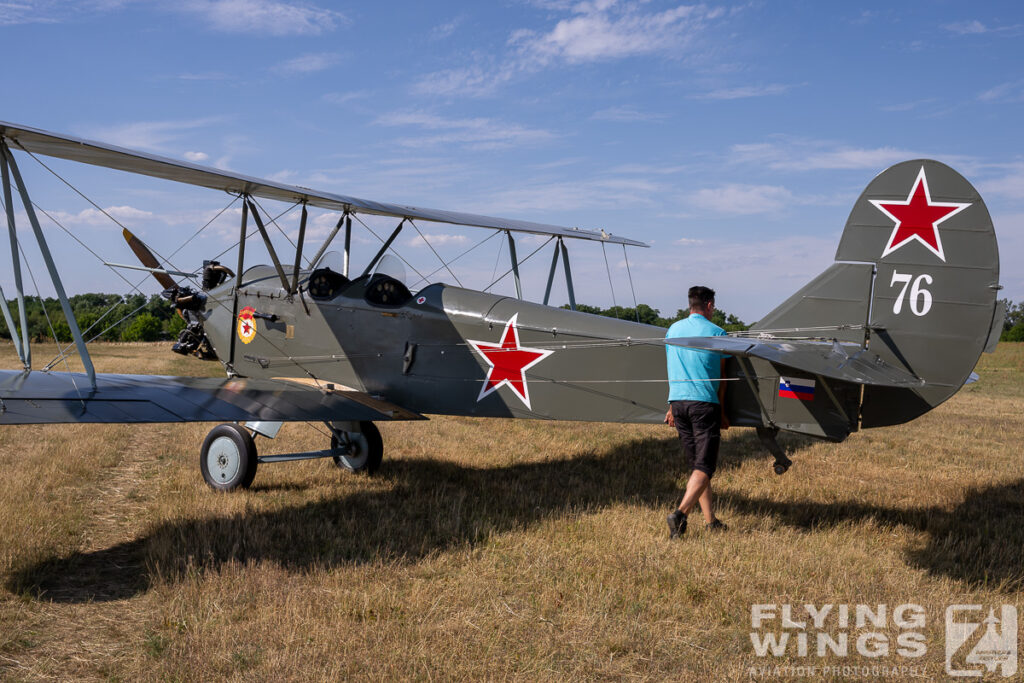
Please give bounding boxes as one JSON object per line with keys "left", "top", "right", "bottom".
{"left": 408, "top": 229, "right": 501, "bottom": 289}
{"left": 18, "top": 145, "right": 189, "bottom": 274}
{"left": 351, "top": 213, "right": 428, "bottom": 284}
{"left": 14, "top": 238, "right": 85, "bottom": 400}
{"left": 249, "top": 196, "right": 312, "bottom": 268}
{"left": 408, "top": 219, "right": 462, "bottom": 287}
{"left": 490, "top": 232, "right": 504, "bottom": 285}
{"left": 483, "top": 236, "right": 554, "bottom": 293}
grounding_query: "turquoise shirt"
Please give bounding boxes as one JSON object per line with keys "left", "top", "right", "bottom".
{"left": 665, "top": 314, "right": 727, "bottom": 404}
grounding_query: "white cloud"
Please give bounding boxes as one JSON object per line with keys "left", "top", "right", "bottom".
{"left": 431, "top": 17, "right": 462, "bottom": 40}
{"left": 730, "top": 138, "right": 924, "bottom": 172}
{"left": 178, "top": 0, "right": 343, "bottom": 35}
{"left": 405, "top": 233, "right": 469, "bottom": 248}
{"left": 468, "top": 176, "right": 664, "bottom": 215}
{"left": 183, "top": 151, "right": 209, "bottom": 162}
{"left": 81, "top": 118, "right": 225, "bottom": 154}
{"left": 323, "top": 90, "right": 369, "bottom": 105}
{"left": 413, "top": 63, "right": 516, "bottom": 97}
{"left": 689, "top": 184, "right": 794, "bottom": 215}
{"left": 415, "top": 1, "right": 729, "bottom": 97}
{"left": 271, "top": 52, "right": 341, "bottom": 75}
{"left": 175, "top": 71, "right": 230, "bottom": 81}
{"left": 944, "top": 20, "right": 1023, "bottom": 36}
{"left": 0, "top": 1, "right": 61, "bottom": 25}
{"left": 978, "top": 164, "right": 1024, "bottom": 200}
{"left": 944, "top": 20, "right": 988, "bottom": 35}
{"left": 691, "top": 83, "right": 799, "bottom": 101}
{"left": 879, "top": 98, "right": 939, "bottom": 112}
{"left": 511, "top": 1, "right": 723, "bottom": 65}
{"left": 374, "top": 111, "right": 555, "bottom": 150}
{"left": 47, "top": 205, "right": 154, "bottom": 228}
{"left": 978, "top": 80, "right": 1024, "bottom": 103}
{"left": 591, "top": 105, "right": 667, "bottom": 122}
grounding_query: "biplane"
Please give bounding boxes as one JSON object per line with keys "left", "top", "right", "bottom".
{"left": 0, "top": 121, "right": 1004, "bottom": 490}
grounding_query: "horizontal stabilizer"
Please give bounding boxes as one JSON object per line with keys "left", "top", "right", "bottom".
{"left": 662, "top": 336, "right": 924, "bottom": 388}
{"left": 0, "top": 370, "right": 426, "bottom": 425}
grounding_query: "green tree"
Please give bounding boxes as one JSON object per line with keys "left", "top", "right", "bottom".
{"left": 1003, "top": 322, "right": 1024, "bottom": 343}
{"left": 165, "top": 314, "right": 187, "bottom": 337}
{"left": 121, "top": 313, "right": 163, "bottom": 342}
{"left": 562, "top": 302, "right": 749, "bottom": 331}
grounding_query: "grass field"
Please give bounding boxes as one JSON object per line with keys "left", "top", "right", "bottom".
{"left": 0, "top": 343, "right": 1022, "bottom": 681}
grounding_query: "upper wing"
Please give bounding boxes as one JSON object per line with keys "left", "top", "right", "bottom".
{"left": 0, "top": 120, "right": 646, "bottom": 248}
{"left": 663, "top": 336, "right": 925, "bottom": 388}
{"left": 0, "top": 370, "right": 425, "bottom": 425}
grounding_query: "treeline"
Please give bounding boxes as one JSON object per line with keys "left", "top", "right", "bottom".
{"left": 1001, "top": 299, "right": 1024, "bottom": 342}
{"left": 0, "top": 294, "right": 1020, "bottom": 343}
{"left": 0, "top": 293, "right": 183, "bottom": 343}
{"left": 564, "top": 303, "right": 750, "bottom": 332}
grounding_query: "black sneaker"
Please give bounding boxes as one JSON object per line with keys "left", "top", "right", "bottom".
{"left": 705, "top": 519, "right": 728, "bottom": 532}
{"left": 666, "top": 510, "right": 687, "bottom": 539}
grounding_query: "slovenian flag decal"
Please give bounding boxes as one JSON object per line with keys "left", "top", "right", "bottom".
{"left": 779, "top": 377, "right": 815, "bottom": 401}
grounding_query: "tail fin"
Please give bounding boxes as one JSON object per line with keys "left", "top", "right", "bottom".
{"left": 753, "top": 160, "right": 1001, "bottom": 427}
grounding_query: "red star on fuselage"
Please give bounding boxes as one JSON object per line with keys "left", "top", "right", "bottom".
{"left": 467, "top": 314, "right": 554, "bottom": 410}
{"left": 870, "top": 166, "right": 970, "bottom": 262}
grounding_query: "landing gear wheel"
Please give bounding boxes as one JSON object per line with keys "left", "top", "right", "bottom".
{"left": 331, "top": 421, "right": 383, "bottom": 474}
{"left": 773, "top": 461, "right": 790, "bottom": 475}
{"left": 200, "top": 423, "right": 258, "bottom": 491}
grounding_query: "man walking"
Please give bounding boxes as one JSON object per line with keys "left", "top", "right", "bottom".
{"left": 664, "top": 285, "right": 729, "bottom": 538}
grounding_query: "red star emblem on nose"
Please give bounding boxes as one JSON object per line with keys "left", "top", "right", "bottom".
{"left": 870, "top": 167, "right": 970, "bottom": 262}
{"left": 467, "top": 314, "right": 554, "bottom": 410}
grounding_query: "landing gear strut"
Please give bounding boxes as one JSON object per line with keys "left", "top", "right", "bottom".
{"left": 756, "top": 426, "right": 793, "bottom": 475}
{"left": 198, "top": 420, "right": 385, "bottom": 491}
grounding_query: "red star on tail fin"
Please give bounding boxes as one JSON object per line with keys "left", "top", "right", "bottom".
{"left": 870, "top": 167, "right": 970, "bottom": 262}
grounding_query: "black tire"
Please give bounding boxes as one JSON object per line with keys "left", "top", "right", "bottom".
{"left": 331, "top": 421, "right": 383, "bottom": 474}
{"left": 200, "top": 423, "right": 258, "bottom": 491}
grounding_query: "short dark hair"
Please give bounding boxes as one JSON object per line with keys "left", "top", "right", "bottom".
{"left": 688, "top": 285, "right": 715, "bottom": 310}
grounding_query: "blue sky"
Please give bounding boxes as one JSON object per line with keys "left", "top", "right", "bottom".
{"left": 1, "top": 0, "right": 1022, "bottom": 322}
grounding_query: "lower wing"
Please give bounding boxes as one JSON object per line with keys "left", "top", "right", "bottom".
{"left": 0, "top": 370, "right": 424, "bottom": 425}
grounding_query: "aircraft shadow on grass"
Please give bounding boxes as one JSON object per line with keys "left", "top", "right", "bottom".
{"left": 7, "top": 432, "right": 1023, "bottom": 602}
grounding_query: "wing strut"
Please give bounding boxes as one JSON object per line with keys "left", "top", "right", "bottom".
{"left": 543, "top": 238, "right": 560, "bottom": 305}
{"left": 245, "top": 198, "right": 291, "bottom": 292}
{"left": 1, "top": 140, "right": 95, "bottom": 388}
{"left": 228, "top": 199, "right": 250, "bottom": 374}
{"left": 0, "top": 146, "right": 28, "bottom": 369}
{"left": 288, "top": 203, "right": 308, "bottom": 297}
{"left": 361, "top": 219, "right": 405, "bottom": 278}
{"left": 505, "top": 230, "right": 522, "bottom": 299}
{"left": 560, "top": 238, "right": 577, "bottom": 311}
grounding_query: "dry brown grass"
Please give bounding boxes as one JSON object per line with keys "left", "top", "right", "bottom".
{"left": 1, "top": 343, "right": 1022, "bottom": 681}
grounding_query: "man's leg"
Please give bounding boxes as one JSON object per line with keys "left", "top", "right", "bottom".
{"left": 697, "top": 483, "right": 715, "bottom": 525}
{"left": 681, "top": 401, "right": 722, "bottom": 526}
{"left": 678, "top": 469, "right": 710, "bottom": 516}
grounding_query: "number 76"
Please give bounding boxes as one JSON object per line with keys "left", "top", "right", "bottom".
{"left": 890, "top": 272, "right": 933, "bottom": 316}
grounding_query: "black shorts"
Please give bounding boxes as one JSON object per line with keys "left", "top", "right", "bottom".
{"left": 670, "top": 400, "right": 721, "bottom": 478}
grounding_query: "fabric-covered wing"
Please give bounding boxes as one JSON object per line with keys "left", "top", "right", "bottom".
{"left": 0, "top": 371, "right": 425, "bottom": 425}
{"left": 0, "top": 121, "right": 645, "bottom": 247}
{"left": 662, "top": 336, "right": 924, "bottom": 388}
